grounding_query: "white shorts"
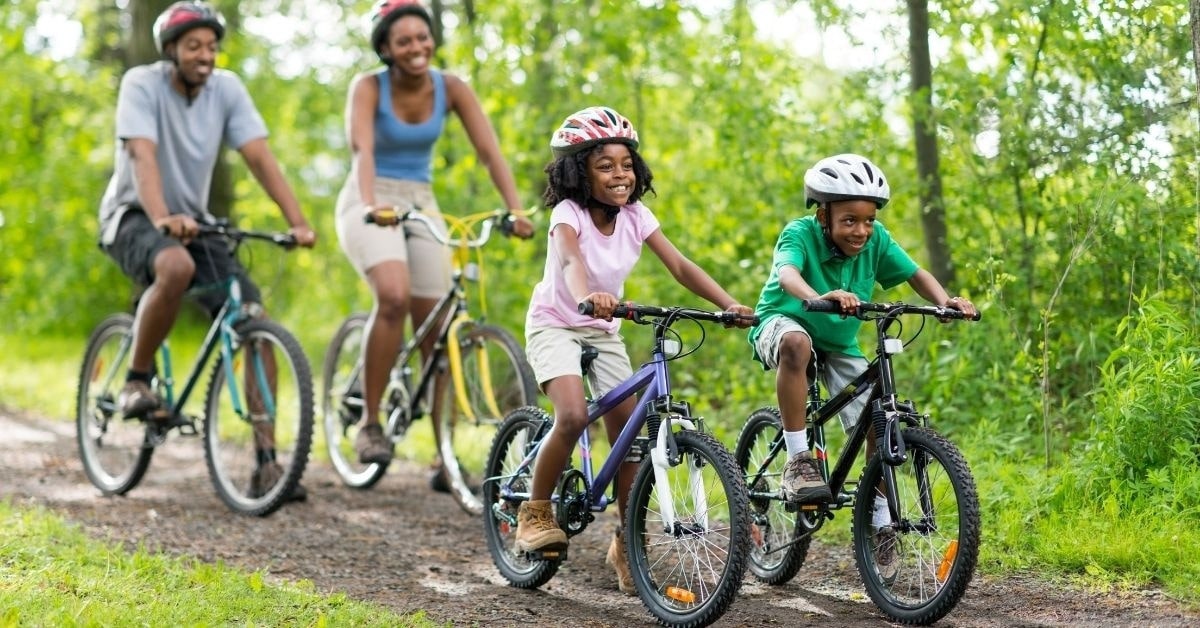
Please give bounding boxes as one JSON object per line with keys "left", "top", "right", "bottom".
{"left": 754, "top": 315, "right": 873, "bottom": 432}
{"left": 334, "top": 173, "right": 452, "bottom": 299}
{"left": 525, "top": 326, "right": 632, "bottom": 397}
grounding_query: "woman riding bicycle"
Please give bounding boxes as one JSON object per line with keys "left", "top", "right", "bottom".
{"left": 334, "top": 0, "right": 533, "bottom": 483}
{"left": 515, "top": 105, "right": 753, "bottom": 594}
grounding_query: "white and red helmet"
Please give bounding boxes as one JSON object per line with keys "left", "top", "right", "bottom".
{"left": 153, "top": 1, "right": 225, "bottom": 56}
{"left": 804, "top": 153, "right": 891, "bottom": 209}
{"left": 369, "top": 0, "right": 433, "bottom": 64}
{"left": 550, "top": 106, "right": 639, "bottom": 158}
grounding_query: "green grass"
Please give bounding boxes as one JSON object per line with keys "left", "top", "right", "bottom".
{"left": 0, "top": 500, "right": 433, "bottom": 626}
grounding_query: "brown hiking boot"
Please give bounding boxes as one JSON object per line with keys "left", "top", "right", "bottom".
{"left": 119, "top": 379, "right": 160, "bottom": 419}
{"left": 874, "top": 527, "right": 899, "bottom": 581}
{"left": 355, "top": 422, "right": 393, "bottom": 465}
{"left": 780, "top": 450, "right": 832, "bottom": 503}
{"left": 247, "top": 461, "right": 307, "bottom": 502}
{"left": 606, "top": 527, "right": 635, "bottom": 595}
{"left": 514, "top": 500, "right": 567, "bottom": 553}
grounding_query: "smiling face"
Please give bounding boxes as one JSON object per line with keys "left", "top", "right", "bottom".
{"left": 381, "top": 15, "right": 434, "bottom": 74}
{"left": 167, "top": 26, "right": 218, "bottom": 88}
{"left": 819, "top": 199, "right": 877, "bottom": 257}
{"left": 585, "top": 143, "right": 636, "bottom": 207}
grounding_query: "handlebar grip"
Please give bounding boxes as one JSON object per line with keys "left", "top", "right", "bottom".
{"left": 578, "top": 301, "right": 594, "bottom": 316}
{"left": 802, "top": 299, "right": 840, "bottom": 313}
{"left": 577, "top": 301, "right": 630, "bottom": 318}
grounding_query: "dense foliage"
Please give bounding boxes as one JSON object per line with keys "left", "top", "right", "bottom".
{"left": 1, "top": 0, "right": 1197, "bottom": 598}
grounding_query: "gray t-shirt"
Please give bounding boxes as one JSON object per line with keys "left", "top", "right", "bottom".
{"left": 98, "top": 61, "right": 268, "bottom": 245}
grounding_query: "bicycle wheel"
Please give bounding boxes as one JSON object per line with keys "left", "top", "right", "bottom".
{"left": 204, "top": 319, "right": 314, "bottom": 516}
{"left": 852, "top": 426, "right": 980, "bottom": 625}
{"left": 76, "top": 313, "right": 154, "bottom": 495}
{"left": 481, "top": 406, "right": 559, "bottom": 588}
{"left": 321, "top": 313, "right": 390, "bottom": 488}
{"left": 438, "top": 323, "right": 538, "bottom": 516}
{"left": 626, "top": 429, "right": 751, "bottom": 627}
{"left": 734, "top": 406, "right": 811, "bottom": 585}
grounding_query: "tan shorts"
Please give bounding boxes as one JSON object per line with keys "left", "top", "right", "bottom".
{"left": 525, "top": 326, "right": 633, "bottom": 397}
{"left": 755, "top": 315, "right": 873, "bottom": 432}
{"left": 335, "top": 173, "right": 452, "bottom": 299}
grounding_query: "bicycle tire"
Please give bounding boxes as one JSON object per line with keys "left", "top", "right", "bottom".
{"left": 481, "top": 406, "right": 559, "bottom": 588}
{"left": 321, "top": 313, "right": 390, "bottom": 488}
{"left": 626, "top": 429, "right": 751, "bottom": 628}
{"left": 852, "top": 426, "right": 980, "bottom": 625}
{"left": 203, "top": 319, "right": 314, "bottom": 516}
{"left": 734, "top": 406, "right": 811, "bottom": 585}
{"left": 437, "top": 323, "right": 538, "bottom": 516}
{"left": 76, "top": 313, "right": 153, "bottom": 495}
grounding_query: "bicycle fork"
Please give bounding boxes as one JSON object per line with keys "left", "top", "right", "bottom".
{"left": 648, "top": 410, "right": 708, "bottom": 536}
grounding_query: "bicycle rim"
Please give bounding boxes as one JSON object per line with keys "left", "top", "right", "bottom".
{"left": 76, "top": 314, "right": 153, "bottom": 495}
{"left": 204, "top": 320, "right": 313, "bottom": 516}
{"left": 627, "top": 430, "right": 750, "bottom": 627}
{"left": 321, "top": 313, "right": 389, "bottom": 488}
{"left": 481, "top": 406, "right": 558, "bottom": 588}
{"left": 734, "top": 407, "right": 810, "bottom": 585}
{"left": 853, "top": 426, "right": 980, "bottom": 625}
{"left": 439, "top": 324, "right": 538, "bottom": 516}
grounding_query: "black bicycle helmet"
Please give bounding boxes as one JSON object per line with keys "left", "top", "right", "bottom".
{"left": 153, "top": 1, "right": 225, "bottom": 56}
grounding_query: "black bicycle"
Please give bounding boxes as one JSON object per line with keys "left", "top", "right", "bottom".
{"left": 735, "top": 299, "right": 981, "bottom": 625}
{"left": 76, "top": 222, "right": 313, "bottom": 517}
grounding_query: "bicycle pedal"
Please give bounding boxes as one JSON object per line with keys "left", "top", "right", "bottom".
{"left": 524, "top": 548, "right": 568, "bottom": 562}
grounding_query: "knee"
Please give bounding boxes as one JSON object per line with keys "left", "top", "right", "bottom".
{"left": 152, "top": 248, "right": 195, "bottom": 291}
{"left": 552, "top": 406, "right": 589, "bottom": 439}
{"left": 776, "top": 333, "right": 813, "bottom": 372}
{"left": 374, "top": 287, "right": 411, "bottom": 323}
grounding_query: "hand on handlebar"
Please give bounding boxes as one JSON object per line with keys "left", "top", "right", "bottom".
{"left": 580, "top": 292, "right": 620, "bottom": 321}
{"left": 155, "top": 214, "right": 200, "bottom": 243}
{"left": 363, "top": 205, "right": 405, "bottom": 227}
{"left": 940, "top": 296, "right": 978, "bottom": 322}
{"left": 817, "top": 289, "right": 860, "bottom": 315}
{"left": 724, "top": 303, "right": 756, "bottom": 328}
{"left": 289, "top": 224, "right": 317, "bottom": 248}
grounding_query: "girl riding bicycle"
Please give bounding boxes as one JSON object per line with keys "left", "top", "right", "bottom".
{"left": 515, "top": 105, "right": 753, "bottom": 594}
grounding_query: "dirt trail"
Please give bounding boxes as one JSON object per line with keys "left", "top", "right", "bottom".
{"left": 2, "top": 406, "right": 1197, "bottom": 627}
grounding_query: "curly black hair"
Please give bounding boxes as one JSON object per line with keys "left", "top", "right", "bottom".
{"left": 542, "top": 142, "right": 656, "bottom": 211}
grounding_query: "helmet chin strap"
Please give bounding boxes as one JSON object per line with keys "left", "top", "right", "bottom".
{"left": 169, "top": 55, "right": 201, "bottom": 105}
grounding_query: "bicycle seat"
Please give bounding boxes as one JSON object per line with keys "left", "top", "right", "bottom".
{"left": 580, "top": 344, "right": 599, "bottom": 376}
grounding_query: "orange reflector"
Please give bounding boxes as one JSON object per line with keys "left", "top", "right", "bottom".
{"left": 666, "top": 586, "right": 696, "bottom": 603}
{"left": 937, "top": 540, "right": 959, "bottom": 582}
{"left": 799, "top": 504, "right": 819, "bottom": 511}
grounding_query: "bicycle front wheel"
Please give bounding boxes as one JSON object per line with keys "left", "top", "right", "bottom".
{"left": 321, "top": 313, "right": 390, "bottom": 488}
{"left": 76, "top": 313, "right": 153, "bottom": 495}
{"left": 734, "top": 406, "right": 811, "bottom": 585}
{"left": 853, "top": 426, "right": 980, "bottom": 625}
{"left": 481, "top": 406, "right": 558, "bottom": 588}
{"left": 626, "top": 430, "right": 751, "bottom": 627}
{"left": 438, "top": 323, "right": 538, "bottom": 516}
{"left": 204, "top": 319, "right": 314, "bottom": 516}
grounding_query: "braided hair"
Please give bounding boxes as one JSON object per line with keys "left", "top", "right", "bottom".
{"left": 542, "top": 143, "right": 656, "bottom": 219}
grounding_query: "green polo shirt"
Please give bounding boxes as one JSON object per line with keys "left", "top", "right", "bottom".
{"left": 749, "top": 215, "right": 919, "bottom": 360}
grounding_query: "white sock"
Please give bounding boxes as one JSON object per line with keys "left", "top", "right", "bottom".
{"left": 783, "top": 430, "right": 808, "bottom": 458}
{"left": 873, "top": 495, "right": 890, "bottom": 527}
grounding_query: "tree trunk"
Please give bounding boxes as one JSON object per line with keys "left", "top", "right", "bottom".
{"left": 906, "top": 0, "right": 954, "bottom": 286}
{"left": 1192, "top": 0, "right": 1200, "bottom": 97}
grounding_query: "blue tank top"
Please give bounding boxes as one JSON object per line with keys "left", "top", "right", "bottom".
{"left": 374, "top": 69, "right": 446, "bottom": 182}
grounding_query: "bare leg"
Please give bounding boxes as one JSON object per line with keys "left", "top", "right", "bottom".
{"left": 775, "top": 331, "right": 813, "bottom": 434}
{"left": 129, "top": 246, "right": 194, "bottom": 372}
{"left": 601, "top": 396, "right": 639, "bottom": 521}
{"left": 360, "top": 261, "right": 411, "bottom": 428}
{"left": 410, "top": 295, "right": 447, "bottom": 469}
{"left": 530, "top": 375, "right": 589, "bottom": 500}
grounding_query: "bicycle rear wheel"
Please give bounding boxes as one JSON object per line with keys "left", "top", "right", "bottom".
{"left": 204, "top": 319, "right": 313, "bottom": 516}
{"left": 438, "top": 323, "right": 538, "bottom": 515}
{"left": 853, "top": 426, "right": 980, "bottom": 625}
{"left": 626, "top": 429, "right": 751, "bottom": 627}
{"left": 734, "top": 406, "right": 811, "bottom": 585}
{"left": 76, "top": 313, "right": 153, "bottom": 495}
{"left": 481, "top": 406, "right": 559, "bottom": 588}
{"left": 321, "top": 313, "right": 391, "bottom": 488}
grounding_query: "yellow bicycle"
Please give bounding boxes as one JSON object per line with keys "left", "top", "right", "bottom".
{"left": 321, "top": 207, "right": 538, "bottom": 515}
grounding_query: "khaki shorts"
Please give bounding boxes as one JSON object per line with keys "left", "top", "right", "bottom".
{"left": 755, "top": 315, "right": 873, "bottom": 432}
{"left": 525, "top": 326, "right": 632, "bottom": 397}
{"left": 335, "top": 173, "right": 452, "bottom": 299}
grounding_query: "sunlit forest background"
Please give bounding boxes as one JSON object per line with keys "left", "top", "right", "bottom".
{"left": 2, "top": 0, "right": 1199, "bottom": 599}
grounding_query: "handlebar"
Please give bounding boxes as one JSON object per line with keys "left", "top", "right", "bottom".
{"left": 364, "top": 204, "right": 528, "bottom": 248}
{"left": 161, "top": 221, "right": 297, "bottom": 248}
{"left": 802, "top": 299, "right": 982, "bottom": 321}
{"left": 578, "top": 301, "right": 760, "bottom": 326}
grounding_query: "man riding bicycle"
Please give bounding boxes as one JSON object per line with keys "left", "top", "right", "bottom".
{"left": 97, "top": 1, "right": 316, "bottom": 500}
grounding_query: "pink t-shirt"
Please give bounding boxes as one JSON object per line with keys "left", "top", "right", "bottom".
{"left": 525, "top": 199, "right": 661, "bottom": 333}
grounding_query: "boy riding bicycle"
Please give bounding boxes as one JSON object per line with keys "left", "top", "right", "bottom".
{"left": 747, "top": 153, "right": 977, "bottom": 515}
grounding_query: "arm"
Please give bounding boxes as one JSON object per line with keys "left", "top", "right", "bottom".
{"left": 127, "top": 138, "right": 198, "bottom": 239}
{"left": 907, "top": 268, "right": 977, "bottom": 318}
{"left": 553, "top": 224, "right": 619, "bottom": 319}
{"left": 645, "top": 229, "right": 753, "bottom": 324}
{"left": 445, "top": 73, "right": 533, "bottom": 238}
{"left": 239, "top": 138, "right": 316, "bottom": 247}
{"left": 348, "top": 73, "right": 381, "bottom": 212}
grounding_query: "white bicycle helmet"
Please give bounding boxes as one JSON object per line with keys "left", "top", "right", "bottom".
{"left": 550, "top": 106, "right": 639, "bottom": 158}
{"left": 804, "top": 153, "right": 891, "bottom": 209}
